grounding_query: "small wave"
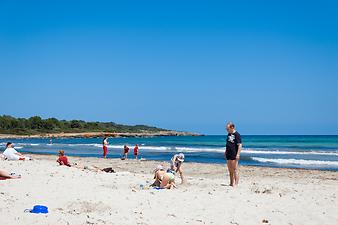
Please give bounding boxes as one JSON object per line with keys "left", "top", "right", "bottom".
{"left": 252, "top": 157, "right": 338, "bottom": 166}
{"left": 175, "top": 146, "right": 224, "bottom": 152}
{"left": 65, "top": 143, "right": 104, "bottom": 148}
{"left": 244, "top": 149, "right": 338, "bottom": 156}
{"left": 12, "top": 142, "right": 338, "bottom": 157}
{"left": 14, "top": 146, "right": 23, "bottom": 149}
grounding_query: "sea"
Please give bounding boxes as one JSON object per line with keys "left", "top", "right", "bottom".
{"left": 1, "top": 135, "right": 338, "bottom": 171}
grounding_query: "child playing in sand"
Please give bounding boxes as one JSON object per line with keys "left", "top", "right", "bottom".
{"left": 57, "top": 150, "right": 71, "bottom": 167}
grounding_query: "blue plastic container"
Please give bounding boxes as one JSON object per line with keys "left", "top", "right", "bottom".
{"left": 30, "top": 205, "right": 48, "bottom": 214}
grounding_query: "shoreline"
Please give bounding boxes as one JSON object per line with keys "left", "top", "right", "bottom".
{"left": 21, "top": 152, "right": 338, "bottom": 172}
{"left": 0, "top": 131, "right": 202, "bottom": 139}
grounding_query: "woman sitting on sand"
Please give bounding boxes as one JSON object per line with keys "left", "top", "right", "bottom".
{"left": 152, "top": 165, "right": 176, "bottom": 189}
{"left": 57, "top": 150, "right": 71, "bottom": 167}
{"left": 2, "top": 142, "right": 31, "bottom": 161}
{"left": 0, "top": 169, "right": 21, "bottom": 180}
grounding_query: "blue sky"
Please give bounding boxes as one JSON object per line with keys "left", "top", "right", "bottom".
{"left": 0, "top": 0, "right": 337, "bottom": 134}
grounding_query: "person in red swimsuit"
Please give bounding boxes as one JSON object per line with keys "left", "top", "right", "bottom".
{"left": 123, "top": 145, "right": 130, "bottom": 159}
{"left": 134, "top": 144, "right": 139, "bottom": 160}
{"left": 57, "top": 150, "right": 71, "bottom": 167}
{"left": 102, "top": 137, "right": 108, "bottom": 158}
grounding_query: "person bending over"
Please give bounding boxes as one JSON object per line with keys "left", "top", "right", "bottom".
{"left": 170, "top": 153, "right": 185, "bottom": 184}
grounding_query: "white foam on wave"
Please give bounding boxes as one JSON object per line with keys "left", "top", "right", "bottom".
{"left": 15, "top": 142, "right": 338, "bottom": 157}
{"left": 125, "top": 145, "right": 338, "bottom": 157}
{"left": 175, "top": 146, "right": 225, "bottom": 153}
{"left": 252, "top": 157, "right": 338, "bottom": 166}
{"left": 68, "top": 144, "right": 338, "bottom": 156}
{"left": 245, "top": 149, "right": 338, "bottom": 156}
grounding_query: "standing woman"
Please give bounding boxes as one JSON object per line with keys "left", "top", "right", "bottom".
{"left": 102, "top": 137, "right": 109, "bottom": 158}
{"left": 225, "top": 122, "right": 242, "bottom": 187}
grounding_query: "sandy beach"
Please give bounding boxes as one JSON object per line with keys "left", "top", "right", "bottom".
{"left": 1, "top": 155, "right": 337, "bottom": 225}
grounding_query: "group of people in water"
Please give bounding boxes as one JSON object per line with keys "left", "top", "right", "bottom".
{"left": 102, "top": 137, "right": 139, "bottom": 160}
{"left": 1, "top": 122, "right": 242, "bottom": 188}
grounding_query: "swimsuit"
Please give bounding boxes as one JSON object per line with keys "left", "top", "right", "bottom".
{"left": 166, "top": 172, "right": 175, "bottom": 182}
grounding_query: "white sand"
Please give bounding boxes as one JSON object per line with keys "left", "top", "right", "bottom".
{"left": 1, "top": 155, "right": 337, "bottom": 225}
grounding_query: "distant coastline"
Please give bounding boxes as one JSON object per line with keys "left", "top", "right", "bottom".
{"left": 0, "top": 131, "right": 201, "bottom": 139}
{"left": 0, "top": 115, "right": 201, "bottom": 138}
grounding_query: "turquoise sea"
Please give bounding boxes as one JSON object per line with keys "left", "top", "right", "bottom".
{"left": 1, "top": 135, "right": 338, "bottom": 171}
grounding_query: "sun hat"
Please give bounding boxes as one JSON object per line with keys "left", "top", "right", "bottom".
{"left": 177, "top": 153, "right": 185, "bottom": 162}
{"left": 154, "top": 164, "right": 164, "bottom": 173}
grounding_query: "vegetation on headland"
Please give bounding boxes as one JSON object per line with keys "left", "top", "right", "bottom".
{"left": 0, "top": 115, "right": 170, "bottom": 135}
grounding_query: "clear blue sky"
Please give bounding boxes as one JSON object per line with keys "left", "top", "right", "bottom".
{"left": 0, "top": 0, "right": 337, "bottom": 135}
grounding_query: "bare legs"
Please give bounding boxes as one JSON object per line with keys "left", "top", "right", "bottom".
{"left": 227, "top": 160, "right": 239, "bottom": 186}
{"left": 234, "top": 159, "right": 239, "bottom": 185}
{"left": 0, "top": 169, "right": 21, "bottom": 179}
{"left": 177, "top": 166, "right": 185, "bottom": 184}
{"left": 226, "top": 160, "right": 234, "bottom": 186}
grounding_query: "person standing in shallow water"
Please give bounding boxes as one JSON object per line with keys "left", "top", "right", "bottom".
{"left": 102, "top": 137, "right": 109, "bottom": 158}
{"left": 134, "top": 144, "right": 139, "bottom": 160}
{"left": 225, "top": 122, "right": 242, "bottom": 187}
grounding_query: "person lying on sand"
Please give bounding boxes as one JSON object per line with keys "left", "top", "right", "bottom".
{"left": 2, "top": 142, "right": 31, "bottom": 161}
{"left": 0, "top": 169, "right": 21, "bottom": 180}
{"left": 57, "top": 150, "right": 71, "bottom": 167}
{"left": 73, "top": 164, "right": 115, "bottom": 173}
{"left": 170, "top": 153, "right": 185, "bottom": 184}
